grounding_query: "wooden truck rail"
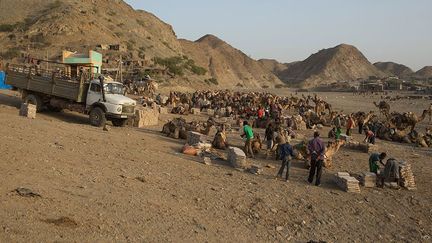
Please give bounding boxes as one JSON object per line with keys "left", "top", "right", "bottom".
{"left": 6, "top": 64, "right": 90, "bottom": 103}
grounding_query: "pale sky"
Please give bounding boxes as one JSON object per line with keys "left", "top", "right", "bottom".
{"left": 126, "top": 0, "right": 432, "bottom": 71}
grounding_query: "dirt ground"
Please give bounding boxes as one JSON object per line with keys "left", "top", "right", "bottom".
{"left": 0, "top": 89, "right": 431, "bottom": 242}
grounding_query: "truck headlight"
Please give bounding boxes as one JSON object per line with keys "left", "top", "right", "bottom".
{"left": 117, "top": 107, "right": 122, "bottom": 112}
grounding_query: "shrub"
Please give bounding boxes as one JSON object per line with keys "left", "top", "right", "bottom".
{"left": 30, "top": 33, "right": 47, "bottom": 44}
{"left": 47, "top": 0, "right": 62, "bottom": 9}
{"left": 205, "top": 78, "right": 219, "bottom": 85}
{"left": 153, "top": 56, "right": 207, "bottom": 77}
{"left": 136, "top": 19, "right": 145, "bottom": 27}
{"left": 191, "top": 65, "right": 207, "bottom": 75}
{"left": 1, "top": 48, "right": 21, "bottom": 59}
{"left": 126, "top": 41, "right": 135, "bottom": 51}
{"left": 0, "top": 24, "right": 15, "bottom": 32}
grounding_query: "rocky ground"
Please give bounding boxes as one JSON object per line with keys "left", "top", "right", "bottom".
{"left": 0, "top": 90, "right": 431, "bottom": 242}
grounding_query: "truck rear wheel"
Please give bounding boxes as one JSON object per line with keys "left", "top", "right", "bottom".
{"left": 46, "top": 105, "right": 63, "bottom": 112}
{"left": 24, "top": 94, "right": 43, "bottom": 112}
{"left": 89, "top": 107, "right": 107, "bottom": 127}
{"left": 112, "top": 118, "right": 127, "bottom": 127}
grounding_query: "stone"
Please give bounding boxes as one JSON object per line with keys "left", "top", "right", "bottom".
{"left": 133, "top": 108, "right": 159, "bottom": 127}
{"left": 248, "top": 165, "right": 263, "bottom": 175}
{"left": 159, "top": 106, "right": 168, "bottom": 114}
{"left": 207, "top": 109, "right": 215, "bottom": 116}
{"left": 187, "top": 131, "right": 207, "bottom": 146}
{"left": 367, "top": 143, "right": 379, "bottom": 153}
{"left": 202, "top": 157, "right": 212, "bottom": 165}
{"left": 360, "top": 172, "right": 377, "bottom": 188}
{"left": 276, "top": 226, "right": 284, "bottom": 231}
{"left": 14, "top": 187, "right": 41, "bottom": 197}
{"left": 227, "top": 147, "right": 250, "bottom": 169}
{"left": 226, "top": 106, "right": 232, "bottom": 115}
{"left": 206, "top": 125, "right": 218, "bottom": 138}
{"left": 191, "top": 108, "right": 201, "bottom": 115}
{"left": 19, "top": 103, "right": 36, "bottom": 119}
{"left": 340, "top": 134, "right": 351, "bottom": 142}
{"left": 334, "top": 172, "right": 361, "bottom": 193}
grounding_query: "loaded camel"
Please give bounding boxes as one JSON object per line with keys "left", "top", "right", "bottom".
{"left": 373, "top": 101, "right": 391, "bottom": 117}
{"left": 353, "top": 111, "right": 375, "bottom": 134}
{"left": 388, "top": 110, "right": 430, "bottom": 132}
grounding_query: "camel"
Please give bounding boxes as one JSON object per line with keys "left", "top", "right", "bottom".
{"left": 353, "top": 111, "right": 375, "bottom": 133}
{"left": 212, "top": 130, "right": 228, "bottom": 150}
{"left": 323, "top": 140, "right": 345, "bottom": 168}
{"left": 388, "top": 110, "right": 429, "bottom": 131}
{"left": 252, "top": 135, "right": 263, "bottom": 154}
{"left": 429, "top": 104, "right": 432, "bottom": 122}
{"left": 373, "top": 101, "right": 391, "bottom": 117}
{"left": 292, "top": 139, "right": 344, "bottom": 169}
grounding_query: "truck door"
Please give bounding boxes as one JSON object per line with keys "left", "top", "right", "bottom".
{"left": 87, "top": 83, "right": 103, "bottom": 107}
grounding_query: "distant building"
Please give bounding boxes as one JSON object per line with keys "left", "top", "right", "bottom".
{"left": 62, "top": 50, "right": 103, "bottom": 77}
{"left": 109, "top": 44, "right": 127, "bottom": 52}
{"left": 359, "top": 81, "right": 384, "bottom": 92}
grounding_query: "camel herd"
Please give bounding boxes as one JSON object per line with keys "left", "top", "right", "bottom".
{"left": 157, "top": 90, "right": 432, "bottom": 169}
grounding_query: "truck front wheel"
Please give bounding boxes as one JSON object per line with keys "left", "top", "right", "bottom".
{"left": 112, "top": 118, "right": 128, "bottom": 127}
{"left": 89, "top": 107, "right": 107, "bottom": 127}
{"left": 24, "top": 94, "right": 43, "bottom": 112}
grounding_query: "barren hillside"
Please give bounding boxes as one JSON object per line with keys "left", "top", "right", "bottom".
{"left": 276, "top": 44, "right": 385, "bottom": 88}
{"left": 373, "top": 62, "right": 414, "bottom": 78}
{"left": 0, "top": 0, "right": 182, "bottom": 57}
{"left": 0, "top": 0, "right": 280, "bottom": 89}
{"left": 414, "top": 66, "right": 432, "bottom": 80}
{"left": 180, "top": 35, "right": 283, "bottom": 88}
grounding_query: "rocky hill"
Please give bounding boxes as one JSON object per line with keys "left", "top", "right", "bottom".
{"left": 180, "top": 35, "right": 282, "bottom": 88}
{"left": 413, "top": 66, "right": 432, "bottom": 80}
{"left": 373, "top": 62, "right": 414, "bottom": 78}
{"left": 0, "top": 0, "right": 281, "bottom": 89}
{"left": 275, "top": 44, "right": 385, "bottom": 88}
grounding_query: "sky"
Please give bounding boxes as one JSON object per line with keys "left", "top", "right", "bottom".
{"left": 126, "top": 0, "right": 432, "bottom": 71}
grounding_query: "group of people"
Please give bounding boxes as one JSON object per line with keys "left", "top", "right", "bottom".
{"left": 329, "top": 113, "right": 377, "bottom": 144}
{"left": 368, "top": 152, "right": 402, "bottom": 187}
{"left": 241, "top": 121, "right": 325, "bottom": 186}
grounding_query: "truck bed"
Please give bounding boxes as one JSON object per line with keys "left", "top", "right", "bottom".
{"left": 6, "top": 65, "right": 88, "bottom": 103}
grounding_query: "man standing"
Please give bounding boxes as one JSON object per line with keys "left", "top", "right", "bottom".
{"left": 241, "top": 121, "right": 255, "bottom": 159}
{"left": 257, "top": 106, "right": 265, "bottom": 119}
{"left": 264, "top": 123, "right": 275, "bottom": 158}
{"left": 277, "top": 141, "right": 295, "bottom": 182}
{"left": 307, "top": 131, "right": 326, "bottom": 186}
{"left": 333, "top": 114, "right": 342, "bottom": 139}
{"left": 369, "top": 152, "right": 387, "bottom": 174}
{"left": 346, "top": 114, "right": 355, "bottom": 136}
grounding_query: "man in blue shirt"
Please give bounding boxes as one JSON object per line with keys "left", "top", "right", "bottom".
{"left": 277, "top": 141, "right": 295, "bottom": 182}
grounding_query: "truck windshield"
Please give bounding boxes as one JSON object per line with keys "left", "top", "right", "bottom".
{"left": 104, "top": 83, "right": 125, "bottom": 95}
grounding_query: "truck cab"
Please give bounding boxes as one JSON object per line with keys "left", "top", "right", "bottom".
{"left": 87, "top": 79, "right": 136, "bottom": 127}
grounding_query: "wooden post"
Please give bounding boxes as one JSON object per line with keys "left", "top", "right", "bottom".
{"left": 120, "top": 55, "right": 123, "bottom": 83}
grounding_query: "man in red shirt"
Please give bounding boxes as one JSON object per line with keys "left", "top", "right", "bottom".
{"left": 257, "top": 106, "right": 265, "bottom": 119}
{"left": 364, "top": 128, "right": 376, "bottom": 144}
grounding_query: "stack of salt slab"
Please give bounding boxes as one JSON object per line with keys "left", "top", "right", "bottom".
{"left": 334, "top": 172, "right": 361, "bottom": 193}
{"left": 399, "top": 161, "right": 416, "bottom": 190}
{"left": 227, "top": 147, "right": 250, "bottom": 169}
{"left": 19, "top": 103, "right": 36, "bottom": 119}
{"left": 360, "top": 172, "right": 377, "bottom": 188}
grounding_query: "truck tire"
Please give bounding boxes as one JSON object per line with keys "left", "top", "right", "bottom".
{"left": 46, "top": 105, "right": 63, "bottom": 112}
{"left": 89, "top": 107, "right": 107, "bottom": 127}
{"left": 24, "top": 94, "right": 43, "bottom": 112}
{"left": 112, "top": 118, "right": 128, "bottom": 127}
